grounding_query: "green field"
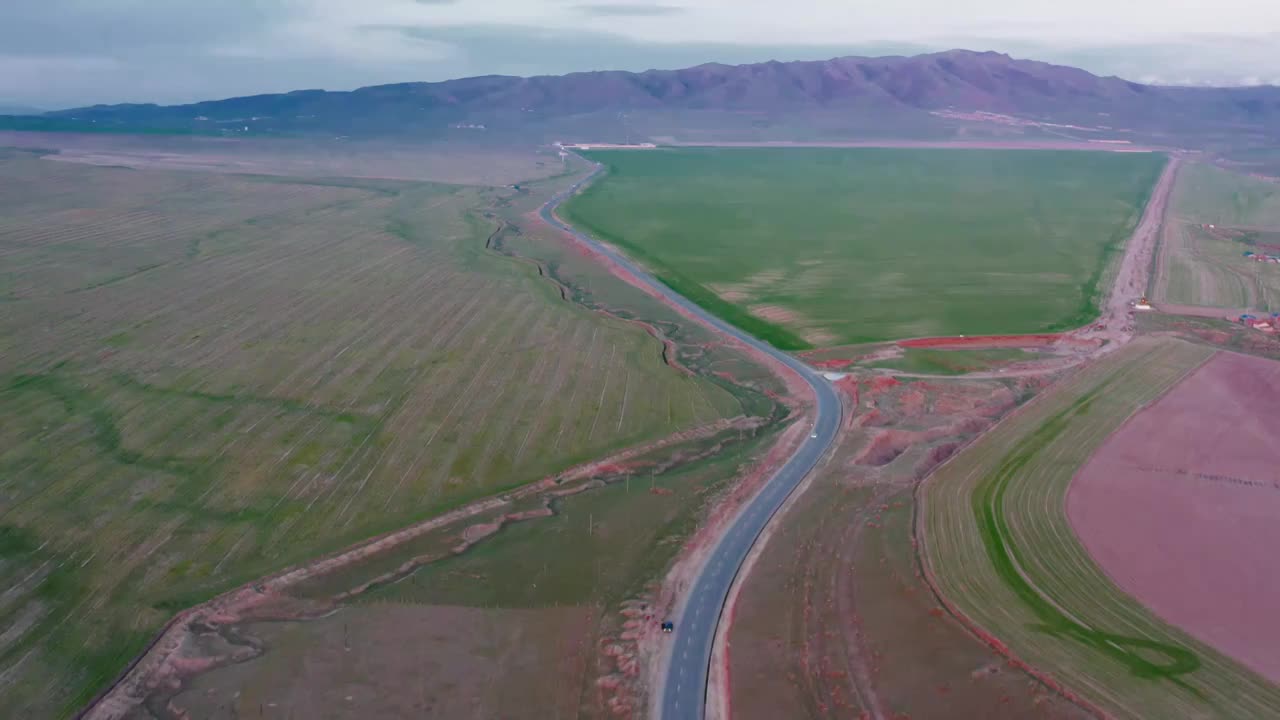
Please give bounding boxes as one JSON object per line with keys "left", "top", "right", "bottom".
{"left": 0, "top": 151, "right": 748, "bottom": 716}
{"left": 921, "top": 337, "right": 1280, "bottom": 718}
{"left": 865, "top": 347, "right": 1034, "bottom": 375}
{"left": 563, "top": 148, "right": 1166, "bottom": 348}
{"left": 1154, "top": 163, "right": 1280, "bottom": 310}
{"left": 1168, "top": 162, "right": 1280, "bottom": 227}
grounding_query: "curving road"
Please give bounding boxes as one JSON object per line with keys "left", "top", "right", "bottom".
{"left": 540, "top": 159, "right": 842, "bottom": 720}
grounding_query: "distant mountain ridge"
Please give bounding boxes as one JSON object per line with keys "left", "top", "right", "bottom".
{"left": 20, "top": 50, "right": 1280, "bottom": 141}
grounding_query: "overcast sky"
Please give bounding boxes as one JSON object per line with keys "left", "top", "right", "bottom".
{"left": 2, "top": 0, "right": 1278, "bottom": 109}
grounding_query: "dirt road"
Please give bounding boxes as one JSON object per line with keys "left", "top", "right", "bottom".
{"left": 1074, "top": 156, "right": 1183, "bottom": 350}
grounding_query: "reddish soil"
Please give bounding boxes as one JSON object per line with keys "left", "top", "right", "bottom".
{"left": 1068, "top": 351, "right": 1280, "bottom": 683}
{"left": 811, "top": 357, "right": 858, "bottom": 369}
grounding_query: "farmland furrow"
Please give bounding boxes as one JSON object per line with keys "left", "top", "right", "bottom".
{"left": 920, "top": 337, "right": 1280, "bottom": 718}
{"left": 513, "top": 318, "right": 587, "bottom": 465}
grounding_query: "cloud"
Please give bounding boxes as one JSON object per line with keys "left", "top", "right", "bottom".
{"left": 1, "top": 1, "right": 1278, "bottom": 108}
{"left": 393, "top": 24, "right": 918, "bottom": 77}
{"left": 0, "top": 0, "right": 288, "bottom": 56}
{"left": 574, "top": 3, "right": 684, "bottom": 17}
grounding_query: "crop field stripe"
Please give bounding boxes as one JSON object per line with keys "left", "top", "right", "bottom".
{"left": 400, "top": 297, "right": 545, "bottom": 509}
{"left": 398, "top": 292, "right": 537, "bottom": 501}
{"left": 922, "top": 337, "right": 1280, "bottom": 718}
{"left": 466, "top": 301, "right": 563, "bottom": 483}
{"left": 330, "top": 285, "right": 513, "bottom": 513}
{"left": 259, "top": 258, "right": 455, "bottom": 398}
{"left": 516, "top": 313, "right": 577, "bottom": 425}
{"left": 512, "top": 316, "right": 584, "bottom": 465}
{"left": 1154, "top": 163, "right": 1280, "bottom": 309}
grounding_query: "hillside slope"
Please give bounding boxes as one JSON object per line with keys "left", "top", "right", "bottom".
{"left": 15, "top": 50, "right": 1280, "bottom": 142}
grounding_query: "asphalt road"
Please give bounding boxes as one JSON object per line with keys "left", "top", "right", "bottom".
{"left": 540, "top": 160, "right": 842, "bottom": 720}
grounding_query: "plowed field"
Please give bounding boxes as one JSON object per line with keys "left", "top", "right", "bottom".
{"left": 1068, "top": 351, "right": 1280, "bottom": 684}
{"left": 921, "top": 337, "right": 1280, "bottom": 719}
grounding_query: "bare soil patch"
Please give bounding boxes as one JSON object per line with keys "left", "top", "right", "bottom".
{"left": 1068, "top": 350, "right": 1280, "bottom": 683}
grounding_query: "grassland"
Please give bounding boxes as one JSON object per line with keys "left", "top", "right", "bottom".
{"left": 1168, "top": 162, "right": 1280, "bottom": 227}
{"left": 921, "top": 337, "right": 1280, "bottom": 718}
{"left": 562, "top": 148, "right": 1166, "bottom": 348}
{"left": 1153, "top": 163, "right": 1280, "bottom": 310}
{"left": 0, "top": 131, "right": 570, "bottom": 186}
{"left": 0, "top": 150, "right": 753, "bottom": 716}
{"left": 168, "top": 428, "right": 779, "bottom": 719}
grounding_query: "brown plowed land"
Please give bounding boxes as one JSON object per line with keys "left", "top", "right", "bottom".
{"left": 1068, "top": 350, "right": 1280, "bottom": 684}
{"left": 728, "top": 373, "right": 1089, "bottom": 720}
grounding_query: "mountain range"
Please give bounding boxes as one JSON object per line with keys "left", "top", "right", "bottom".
{"left": 9, "top": 50, "right": 1280, "bottom": 143}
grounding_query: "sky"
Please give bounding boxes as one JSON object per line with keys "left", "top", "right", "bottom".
{"left": 2, "top": 0, "right": 1278, "bottom": 109}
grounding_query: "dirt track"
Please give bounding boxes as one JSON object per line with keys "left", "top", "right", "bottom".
{"left": 1084, "top": 156, "right": 1182, "bottom": 350}
{"left": 1067, "top": 351, "right": 1280, "bottom": 683}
